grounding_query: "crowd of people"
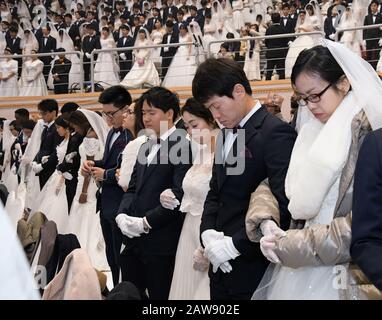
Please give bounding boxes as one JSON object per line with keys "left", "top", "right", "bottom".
{"left": 2, "top": 0, "right": 382, "bottom": 96}
{"left": 2, "top": 34, "right": 382, "bottom": 300}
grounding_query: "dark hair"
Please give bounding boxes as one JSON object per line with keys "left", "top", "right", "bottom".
{"left": 0, "top": 118, "right": 6, "bottom": 129}
{"left": 22, "top": 119, "right": 36, "bottom": 130}
{"left": 138, "top": 29, "right": 147, "bottom": 36}
{"left": 61, "top": 102, "right": 79, "bottom": 114}
{"left": 271, "top": 12, "right": 281, "bottom": 24}
{"left": 220, "top": 42, "right": 229, "bottom": 51}
{"left": 192, "top": 58, "right": 252, "bottom": 104}
{"left": 371, "top": 0, "right": 379, "bottom": 5}
{"left": 166, "top": 20, "right": 174, "bottom": 28}
{"left": 9, "top": 120, "right": 22, "bottom": 132}
{"left": 9, "top": 26, "right": 18, "bottom": 33}
{"left": 15, "top": 108, "right": 29, "bottom": 119}
{"left": 56, "top": 47, "right": 66, "bottom": 53}
{"left": 181, "top": 98, "right": 216, "bottom": 128}
{"left": 179, "top": 23, "right": 187, "bottom": 31}
{"left": 101, "top": 26, "right": 110, "bottom": 33}
{"left": 282, "top": 3, "right": 290, "bottom": 10}
{"left": 68, "top": 110, "right": 91, "bottom": 134}
{"left": 291, "top": 46, "right": 345, "bottom": 88}
{"left": 64, "top": 13, "right": 72, "bottom": 19}
{"left": 98, "top": 85, "right": 132, "bottom": 109}
{"left": 141, "top": 86, "right": 180, "bottom": 122}
{"left": 226, "top": 32, "right": 234, "bottom": 39}
{"left": 131, "top": 97, "right": 145, "bottom": 137}
{"left": 38, "top": 99, "right": 59, "bottom": 115}
{"left": 55, "top": 115, "right": 69, "bottom": 129}
{"left": 120, "top": 24, "right": 130, "bottom": 30}
{"left": 44, "top": 24, "right": 51, "bottom": 32}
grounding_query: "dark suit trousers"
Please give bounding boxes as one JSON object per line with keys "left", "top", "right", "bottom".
{"left": 161, "top": 55, "right": 173, "bottom": 80}
{"left": 83, "top": 57, "right": 91, "bottom": 82}
{"left": 266, "top": 56, "right": 285, "bottom": 80}
{"left": 366, "top": 41, "right": 380, "bottom": 70}
{"left": 120, "top": 246, "right": 176, "bottom": 299}
{"left": 40, "top": 56, "right": 52, "bottom": 83}
{"left": 100, "top": 214, "right": 122, "bottom": 285}
{"left": 210, "top": 279, "right": 252, "bottom": 300}
{"left": 119, "top": 60, "right": 132, "bottom": 79}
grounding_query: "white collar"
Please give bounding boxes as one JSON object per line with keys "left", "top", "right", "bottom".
{"left": 44, "top": 120, "right": 55, "bottom": 128}
{"left": 238, "top": 100, "right": 262, "bottom": 128}
{"left": 159, "top": 125, "right": 176, "bottom": 141}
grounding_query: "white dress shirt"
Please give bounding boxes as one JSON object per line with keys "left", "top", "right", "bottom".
{"left": 147, "top": 126, "right": 176, "bottom": 165}
{"left": 109, "top": 131, "right": 121, "bottom": 150}
{"left": 222, "top": 101, "right": 262, "bottom": 161}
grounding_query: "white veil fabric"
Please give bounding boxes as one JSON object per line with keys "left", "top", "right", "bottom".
{"left": 78, "top": 109, "right": 110, "bottom": 150}
{"left": 57, "top": 28, "right": 75, "bottom": 52}
{"left": 20, "top": 29, "right": 39, "bottom": 54}
{"left": 134, "top": 27, "right": 152, "bottom": 47}
{"left": 295, "top": 11, "right": 314, "bottom": 33}
{"left": 307, "top": 1, "right": 323, "bottom": 30}
{"left": 0, "top": 204, "right": 40, "bottom": 300}
{"left": 211, "top": 0, "right": 224, "bottom": 22}
{"left": 0, "top": 31, "right": 6, "bottom": 54}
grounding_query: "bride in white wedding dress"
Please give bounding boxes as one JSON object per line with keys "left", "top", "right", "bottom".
{"left": 285, "top": 8, "right": 322, "bottom": 78}
{"left": 120, "top": 28, "right": 160, "bottom": 89}
{"left": 65, "top": 109, "right": 110, "bottom": 271}
{"left": 94, "top": 27, "right": 120, "bottom": 88}
{"left": 162, "top": 24, "right": 196, "bottom": 87}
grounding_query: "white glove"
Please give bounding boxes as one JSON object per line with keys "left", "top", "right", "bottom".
{"left": 62, "top": 172, "right": 73, "bottom": 180}
{"left": 14, "top": 143, "right": 21, "bottom": 151}
{"left": 31, "top": 161, "right": 43, "bottom": 173}
{"left": 204, "top": 236, "right": 240, "bottom": 273}
{"left": 119, "top": 53, "right": 127, "bottom": 60}
{"left": 193, "top": 246, "right": 210, "bottom": 272}
{"left": 379, "top": 39, "right": 382, "bottom": 47}
{"left": 160, "top": 188, "right": 180, "bottom": 210}
{"left": 287, "top": 41, "right": 292, "bottom": 47}
{"left": 329, "top": 33, "right": 335, "bottom": 40}
{"left": 115, "top": 214, "right": 148, "bottom": 238}
{"left": 362, "top": 40, "right": 367, "bottom": 47}
{"left": 259, "top": 220, "right": 286, "bottom": 264}
{"left": 65, "top": 152, "right": 77, "bottom": 164}
{"left": 0, "top": 165, "right": 3, "bottom": 172}
{"left": 85, "top": 52, "right": 91, "bottom": 59}
{"left": 41, "top": 155, "right": 49, "bottom": 164}
{"left": 260, "top": 220, "right": 286, "bottom": 238}
{"left": 201, "top": 229, "right": 233, "bottom": 273}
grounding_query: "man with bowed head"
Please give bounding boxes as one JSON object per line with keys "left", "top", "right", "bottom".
{"left": 192, "top": 58, "right": 296, "bottom": 299}
{"left": 81, "top": 86, "right": 134, "bottom": 286}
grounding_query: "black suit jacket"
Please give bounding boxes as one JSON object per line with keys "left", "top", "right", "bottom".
{"left": 200, "top": 106, "right": 296, "bottom": 294}
{"left": 6, "top": 36, "right": 22, "bottom": 54}
{"left": 324, "top": 16, "right": 337, "bottom": 39}
{"left": 118, "top": 129, "right": 192, "bottom": 256}
{"left": 160, "top": 32, "right": 179, "bottom": 57}
{"left": 82, "top": 34, "right": 101, "bottom": 60}
{"left": 38, "top": 35, "right": 57, "bottom": 54}
{"left": 56, "top": 132, "right": 83, "bottom": 180}
{"left": 265, "top": 24, "right": 289, "bottom": 58}
{"left": 68, "top": 24, "right": 80, "bottom": 44}
{"left": 117, "top": 35, "right": 134, "bottom": 62}
{"left": 146, "top": 17, "right": 162, "bottom": 33}
{"left": 363, "top": 13, "right": 382, "bottom": 45}
{"left": 34, "top": 123, "right": 63, "bottom": 187}
{"left": 94, "top": 129, "right": 133, "bottom": 219}
{"left": 351, "top": 128, "right": 382, "bottom": 291}
{"left": 51, "top": 58, "right": 72, "bottom": 85}
{"left": 163, "top": 6, "right": 178, "bottom": 23}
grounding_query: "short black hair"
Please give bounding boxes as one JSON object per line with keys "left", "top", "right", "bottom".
{"left": 291, "top": 45, "right": 345, "bottom": 88}
{"left": 15, "top": 108, "right": 29, "bottom": 119}
{"left": 141, "top": 86, "right": 180, "bottom": 122}
{"left": 181, "top": 98, "right": 216, "bottom": 128}
{"left": 282, "top": 3, "right": 290, "bottom": 10}
{"left": 55, "top": 115, "right": 69, "bottom": 129}
{"left": 61, "top": 102, "right": 79, "bottom": 114}
{"left": 22, "top": 119, "right": 36, "bottom": 130}
{"left": 192, "top": 58, "right": 252, "bottom": 104}
{"left": 0, "top": 118, "right": 7, "bottom": 129}
{"left": 271, "top": 12, "right": 281, "bottom": 24}
{"left": 166, "top": 20, "right": 174, "bottom": 28}
{"left": 9, "top": 120, "right": 22, "bottom": 132}
{"left": 98, "top": 85, "right": 132, "bottom": 109}
{"left": 38, "top": 99, "right": 59, "bottom": 115}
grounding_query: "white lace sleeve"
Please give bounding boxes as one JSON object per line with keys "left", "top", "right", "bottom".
{"left": 82, "top": 137, "right": 101, "bottom": 157}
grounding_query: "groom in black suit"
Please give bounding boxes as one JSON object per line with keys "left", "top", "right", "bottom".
{"left": 116, "top": 87, "right": 192, "bottom": 299}
{"left": 32, "top": 99, "right": 63, "bottom": 190}
{"left": 192, "top": 58, "right": 296, "bottom": 300}
{"left": 160, "top": 20, "right": 179, "bottom": 81}
{"left": 81, "top": 86, "right": 133, "bottom": 285}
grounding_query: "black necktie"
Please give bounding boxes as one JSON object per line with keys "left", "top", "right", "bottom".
{"left": 41, "top": 125, "right": 48, "bottom": 142}
{"left": 113, "top": 127, "right": 123, "bottom": 134}
{"left": 232, "top": 125, "right": 242, "bottom": 134}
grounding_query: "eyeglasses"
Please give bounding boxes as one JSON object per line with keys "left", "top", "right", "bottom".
{"left": 125, "top": 109, "right": 135, "bottom": 115}
{"left": 296, "top": 83, "right": 333, "bottom": 106}
{"left": 102, "top": 107, "right": 125, "bottom": 119}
